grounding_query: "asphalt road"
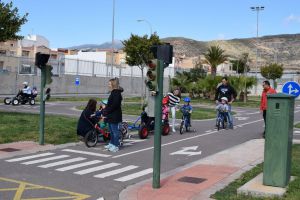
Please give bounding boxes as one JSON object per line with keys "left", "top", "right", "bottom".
{"left": 0, "top": 102, "right": 300, "bottom": 200}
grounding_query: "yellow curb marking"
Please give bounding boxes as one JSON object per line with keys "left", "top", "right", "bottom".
{"left": 0, "top": 177, "right": 90, "bottom": 200}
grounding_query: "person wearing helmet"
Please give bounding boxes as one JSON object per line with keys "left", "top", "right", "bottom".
{"left": 180, "top": 97, "right": 193, "bottom": 128}
{"left": 20, "top": 81, "right": 32, "bottom": 99}
{"left": 215, "top": 77, "right": 236, "bottom": 129}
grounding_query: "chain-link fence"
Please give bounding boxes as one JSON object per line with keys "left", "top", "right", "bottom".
{"left": 0, "top": 55, "right": 175, "bottom": 78}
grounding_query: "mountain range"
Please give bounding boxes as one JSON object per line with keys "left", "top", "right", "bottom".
{"left": 68, "top": 33, "right": 300, "bottom": 70}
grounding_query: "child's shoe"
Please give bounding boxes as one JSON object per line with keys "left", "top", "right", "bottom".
{"left": 108, "top": 145, "right": 119, "bottom": 152}
{"left": 104, "top": 143, "right": 113, "bottom": 149}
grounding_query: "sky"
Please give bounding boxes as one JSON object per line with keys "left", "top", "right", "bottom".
{"left": 4, "top": 0, "right": 300, "bottom": 48}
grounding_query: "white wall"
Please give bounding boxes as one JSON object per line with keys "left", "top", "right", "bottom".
{"left": 20, "top": 35, "right": 50, "bottom": 48}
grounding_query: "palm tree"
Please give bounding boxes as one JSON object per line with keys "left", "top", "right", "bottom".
{"left": 204, "top": 45, "right": 228, "bottom": 76}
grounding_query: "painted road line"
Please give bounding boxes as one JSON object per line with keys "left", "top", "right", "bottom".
{"left": 62, "top": 149, "right": 111, "bottom": 158}
{"left": 56, "top": 160, "right": 103, "bottom": 171}
{"left": 94, "top": 165, "right": 139, "bottom": 178}
{"left": 112, "top": 119, "right": 264, "bottom": 159}
{"left": 114, "top": 168, "right": 153, "bottom": 182}
{"left": 74, "top": 163, "right": 120, "bottom": 175}
{"left": 21, "top": 155, "right": 70, "bottom": 165}
{"left": 5, "top": 153, "right": 55, "bottom": 162}
{"left": 38, "top": 157, "right": 87, "bottom": 168}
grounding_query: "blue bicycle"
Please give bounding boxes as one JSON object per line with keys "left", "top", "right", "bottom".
{"left": 216, "top": 111, "right": 228, "bottom": 131}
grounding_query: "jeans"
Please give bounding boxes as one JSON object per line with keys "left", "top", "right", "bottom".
{"left": 170, "top": 106, "right": 176, "bottom": 130}
{"left": 109, "top": 123, "right": 120, "bottom": 147}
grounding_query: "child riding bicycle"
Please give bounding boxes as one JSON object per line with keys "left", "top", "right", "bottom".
{"left": 180, "top": 97, "right": 193, "bottom": 128}
{"left": 216, "top": 97, "right": 231, "bottom": 129}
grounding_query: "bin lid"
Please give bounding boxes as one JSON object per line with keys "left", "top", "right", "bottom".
{"left": 267, "top": 93, "right": 296, "bottom": 99}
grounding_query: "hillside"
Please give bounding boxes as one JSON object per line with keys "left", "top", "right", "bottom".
{"left": 162, "top": 34, "right": 300, "bottom": 70}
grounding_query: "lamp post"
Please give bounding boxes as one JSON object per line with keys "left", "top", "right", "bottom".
{"left": 110, "top": 0, "right": 116, "bottom": 78}
{"left": 250, "top": 6, "right": 264, "bottom": 94}
{"left": 137, "top": 19, "right": 153, "bottom": 36}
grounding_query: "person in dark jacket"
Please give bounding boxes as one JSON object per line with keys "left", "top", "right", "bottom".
{"left": 215, "top": 77, "right": 237, "bottom": 129}
{"left": 103, "top": 78, "right": 123, "bottom": 152}
{"left": 77, "top": 99, "right": 98, "bottom": 138}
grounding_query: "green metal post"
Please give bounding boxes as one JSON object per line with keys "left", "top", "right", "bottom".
{"left": 39, "top": 68, "right": 46, "bottom": 145}
{"left": 152, "top": 59, "right": 164, "bottom": 188}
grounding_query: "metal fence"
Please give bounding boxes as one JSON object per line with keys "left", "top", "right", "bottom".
{"left": 0, "top": 55, "right": 175, "bottom": 78}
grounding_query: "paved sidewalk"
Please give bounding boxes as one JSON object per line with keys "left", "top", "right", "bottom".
{"left": 119, "top": 139, "right": 300, "bottom": 200}
{"left": 119, "top": 139, "right": 262, "bottom": 200}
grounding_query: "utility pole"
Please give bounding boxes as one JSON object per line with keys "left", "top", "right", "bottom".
{"left": 250, "top": 6, "right": 264, "bottom": 95}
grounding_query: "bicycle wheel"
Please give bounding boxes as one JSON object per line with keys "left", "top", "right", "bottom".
{"left": 162, "top": 123, "right": 170, "bottom": 136}
{"left": 217, "top": 119, "right": 221, "bottom": 131}
{"left": 84, "top": 130, "right": 98, "bottom": 148}
{"left": 179, "top": 121, "right": 184, "bottom": 134}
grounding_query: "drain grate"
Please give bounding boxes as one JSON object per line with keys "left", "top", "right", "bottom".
{"left": 0, "top": 148, "right": 21, "bottom": 152}
{"left": 177, "top": 176, "right": 207, "bottom": 184}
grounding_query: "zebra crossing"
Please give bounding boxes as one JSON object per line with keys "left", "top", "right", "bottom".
{"left": 5, "top": 149, "right": 153, "bottom": 182}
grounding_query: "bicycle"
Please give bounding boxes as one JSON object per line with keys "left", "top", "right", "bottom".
{"left": 216, "top": 110, "right": 228, "bottom": 131}
{"left": 179, "top": 109, "right": 192, "bottom": 134}
{"left": 84, "top": 116, "right": 129, "bottom": 147}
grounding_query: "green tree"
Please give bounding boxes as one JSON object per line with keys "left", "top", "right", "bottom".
{"left": 260, "top": 63, "right": 284, "bottom": 89}
{"left": 122, "top": 34, "right": 161, "bottom": 104}
{"left": 204, "top": 45, "right": 228, "bottom": 76}
{"left": 0, "top": 1, "right": 28, "bottom": 42}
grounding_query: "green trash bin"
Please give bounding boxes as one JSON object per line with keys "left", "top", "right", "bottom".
{"left": 263, "top": 93, "right": 294, "bottom": 187}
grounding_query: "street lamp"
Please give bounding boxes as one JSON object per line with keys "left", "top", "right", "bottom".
{"left": 250, "top": 6, "right": 264, "bottom": 94}
{"left": 137, "top": 19, "right": 153, "bottom": 36}
{"left": 110, "top": 0, "right": 116, "bottom": 78}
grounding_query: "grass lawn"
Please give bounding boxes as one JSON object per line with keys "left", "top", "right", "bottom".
{"left": 211, "top": 144, "right": 300, "bottom": 200}
{"left": 0, "top": 112, "right": 78, "bottom": 144}
{"left": 77, "top": 103, "right": 217, "bottom": 120}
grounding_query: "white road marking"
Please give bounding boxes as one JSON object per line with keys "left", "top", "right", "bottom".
{"left": 38, "top": 157, "right": 86, "bottom": 168}
{"left": 5, "top": 153, "right": 55, "bottom": 162}
{"left": 94, "top": 165, "right": 139, "bottom": 178}
{"left": 74, "top": 163, "right": 120, "bottom": 175}
{"left": 21, "top": 155, "right": 70, "bottom": 165}
{"left": 62, "top": 149, "right": 111, "bottom": 158}
{"left": 56, "top": 160, "right": 103, "bottom": 171}
{"left": 170, "top": 146, "right": 202, "bottom": 156}
{"left": 112, "top": 119, "right": 264, "bottom": 158}
{"left": 114, "top": 168, "right": 153, "bottom": 182}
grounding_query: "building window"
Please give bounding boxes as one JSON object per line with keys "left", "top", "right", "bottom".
{"left": 50, "top": 54, "right": 57, "bottom": 59}
{"left": 22, "top": 50, "right": 30, "bottom": 57}
{"left": 0, "top": 50, "right": 6, "bottom": 55}
{"left": 20, "top": 64, "right": 32, "bottom": 74}
{"left": 9, "top": 51, "right": 16, "bottom": 56}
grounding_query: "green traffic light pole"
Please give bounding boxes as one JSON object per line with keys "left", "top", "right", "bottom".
{"left": 152, "top": 59, "right": 164, "bottom": 188}
{"left": 39, "top": 67, "right": 46, "bottom": 145}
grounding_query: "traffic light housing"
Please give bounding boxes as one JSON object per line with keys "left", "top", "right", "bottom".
{"left": 45, "top": 65, "right": 53, "bottom": 85}
{"left": 35, "top": 53, "right": 50, "bottom": 68}
{"left": 145, "top": 59, "right": 158, "bottom": 92}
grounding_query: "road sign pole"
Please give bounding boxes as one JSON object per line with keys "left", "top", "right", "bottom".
{"left": 39, "top": 68, "right": 46, "bottom": 145}
{"left": 152, "top": 60, "right": 164, "bottom": 189}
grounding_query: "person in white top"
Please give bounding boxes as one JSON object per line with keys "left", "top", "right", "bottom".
{"left": 21, "top": 82, "right": 32, "bottom": 98}
{"left": 167, "top": 88, "right": 181, "bottom": 132}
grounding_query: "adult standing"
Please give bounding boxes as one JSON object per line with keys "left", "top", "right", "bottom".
{"left": 215, "top": 77, "right": 237, "bottom": 129}
{"left": 103, "top": 78, "right": 123, "bottom": 152}
{"left": 260, "top": 80, "right": 276, "bottom": 138}
{"left": 167, "top": 88, "right": 181, "bottom": 132}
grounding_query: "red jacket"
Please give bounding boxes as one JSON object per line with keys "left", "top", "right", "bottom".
{"left": 260, "top": 87, "right": 277, "bottom": 111}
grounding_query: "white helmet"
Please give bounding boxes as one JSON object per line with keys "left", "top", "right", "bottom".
{"left": 221, "top": 97, "right": 228, "bottom": 102}
{"left": 22, "top": 81, "right": 28, "bottom": 86}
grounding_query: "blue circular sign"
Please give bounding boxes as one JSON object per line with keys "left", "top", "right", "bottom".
{"left": 282, "top": 81, "right": 300, "bottom": 97}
